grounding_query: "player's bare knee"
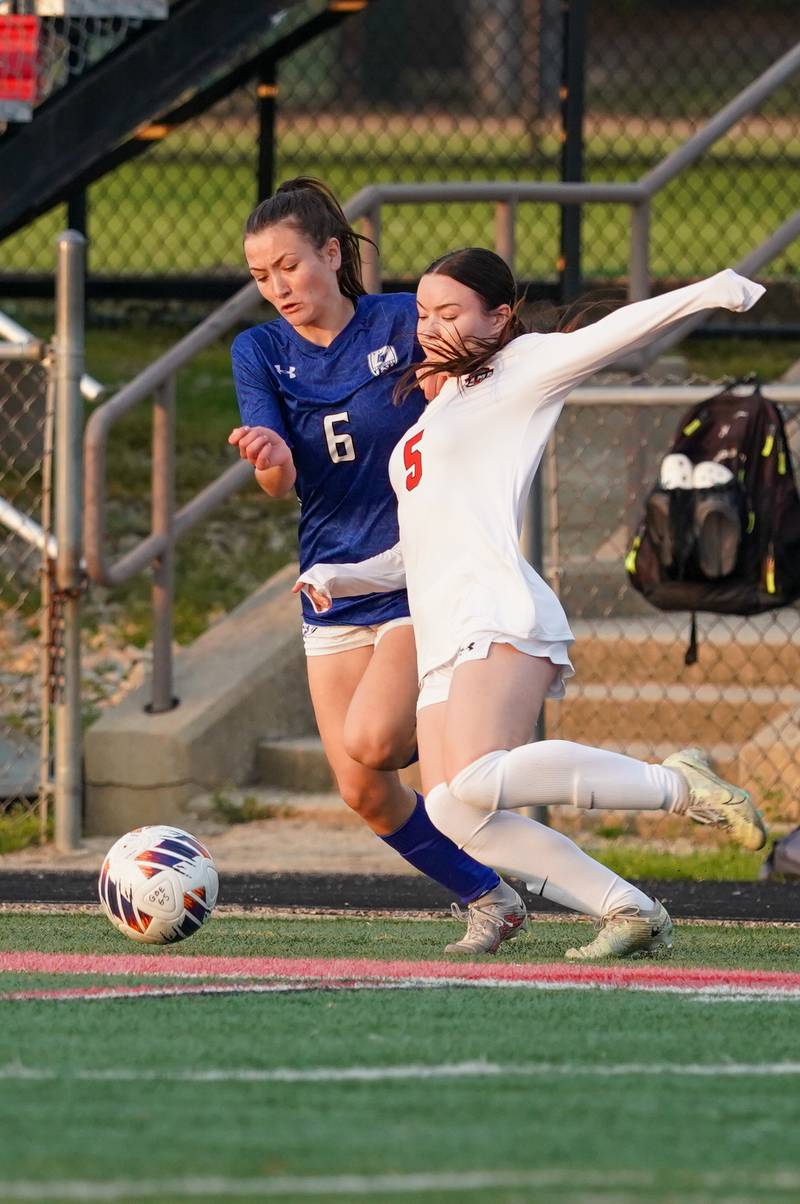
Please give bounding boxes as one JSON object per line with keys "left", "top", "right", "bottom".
{"left": 336, "top": 771, "right": 393, "bottom": 823}
{"left": 343, "top": 717, "right": 413, "bottom": 771}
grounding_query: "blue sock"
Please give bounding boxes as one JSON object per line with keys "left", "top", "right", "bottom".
{"left": 380, "top": 792, "right": 500, "bottom": 905}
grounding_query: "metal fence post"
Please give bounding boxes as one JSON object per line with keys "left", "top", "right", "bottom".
{"left": 361, "top": 206, "right": 381, "bottom": 294}
{"left": 495, "top": 199, "right": 516, "bottom": 271}
{"left": 558, "top": 0, "right": 587, "bottom": 304}
{"left": 522, "top": 471, "right": 549, "bottom": 824}
{"left": 628, "top": 200, "right": 651, "bottom": 302}
{"left": 149, "top": 374, "right": 177, "bottom": 714}
{"left": 257, "top": 62, "right": 277, "bottom": 201}
{"left": 53, "top": 230, "right": 85, "bottom": 852}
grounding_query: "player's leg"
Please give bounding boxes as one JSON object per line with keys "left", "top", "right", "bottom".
{"left": 440, "top": 644, "right": 764, "bottom": 848}
{"left": 416, "top": 695, "right": 526, "bottom": 956}
{"left": 423, "top": 645, "right": 671, "bottom": 958}
{"left": 306, "top": 635, "right": 501, "bottom": 907}
{"left": 343, "top": 619, "right": 418, "bottom": 770}
{"left": 306, "top": 638, "right": 412, "bottom": 833}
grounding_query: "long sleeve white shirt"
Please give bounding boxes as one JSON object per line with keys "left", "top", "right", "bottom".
{"left": 299, "top": 270, "right": 764, "bottom": 682}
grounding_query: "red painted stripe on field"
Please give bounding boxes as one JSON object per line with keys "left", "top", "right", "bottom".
{"left": 3, "top": 951, "right": 800, "bottom": 992}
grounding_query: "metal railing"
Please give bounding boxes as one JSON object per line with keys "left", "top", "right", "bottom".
{"left": 0, "top": 307, "right": 103, "bottom": 403}
{"left": 82, "top": 41, "right": 800, "bottom": 715}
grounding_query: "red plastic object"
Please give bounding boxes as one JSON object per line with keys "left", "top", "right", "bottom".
{"left": 0, "top": 16, "right": 41, "bottom": 105}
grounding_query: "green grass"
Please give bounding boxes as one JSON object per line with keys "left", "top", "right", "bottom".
{"left": 0, "top": 807, "right": 45, "bottom": 854}
{"left": 73, "top": 320, "right": 297, "bottom": 646}
{"left": 1, "top": 131, "right": 798, "bottom": 281}
{"left": 2, "top": 912, "right": 799, "bottom": 971}
{"left": 1, "top": 913, "right": 799, "bottom": 1202}
{"left": 584, "top": 841, "right": 767, "bottom": 882}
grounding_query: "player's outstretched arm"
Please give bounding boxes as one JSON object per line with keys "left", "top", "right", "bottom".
{"left": 531, "top": 269, "right": 765, "bottom": 393}
{"left": 293, "top": 544, "right": 406, "bottom": 614}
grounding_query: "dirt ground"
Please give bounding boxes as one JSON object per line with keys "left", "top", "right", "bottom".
{"left": 0, "top": 790, "right": 417, "bottom": 876}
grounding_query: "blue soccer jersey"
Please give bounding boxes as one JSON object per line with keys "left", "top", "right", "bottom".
{"left": 231, "top": 291, "right": 425, "bottom": 625}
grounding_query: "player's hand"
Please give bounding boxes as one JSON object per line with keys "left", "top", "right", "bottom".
{"left": 228, "top": 425, "right": 292, "bottom": 472}
{"left": 292, "top": 579, "right": 332, "bottom": 613}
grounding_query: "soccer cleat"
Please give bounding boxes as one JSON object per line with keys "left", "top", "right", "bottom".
{"left": 565, "top": 900, "right": 673, "bottom": 961}
{"left": 663, "top": 746, "right": 767, "bottom": 851}
{"left": 444, "top": 879, "right": 527, "bottom": 956}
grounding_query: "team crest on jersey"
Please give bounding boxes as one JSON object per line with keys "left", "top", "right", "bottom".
{"left": 465, "top": 366, "right": 494, "bottom": 387}
{"left": 367, "top": 345, "right": 399, "bottom": 377}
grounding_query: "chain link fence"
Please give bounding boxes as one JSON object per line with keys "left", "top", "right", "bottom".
{"left": 0, "top": 0, "right": 797, "bottom": 305}
{"left": 0, "top": 350, "right": 52, "bottom": 833}
{"left": 544, "top": 388, "right": 800, "bottom": 829}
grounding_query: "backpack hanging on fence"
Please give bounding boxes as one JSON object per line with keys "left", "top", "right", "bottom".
{"left": 625, "top": 380, "right": 800, "bottom": 662}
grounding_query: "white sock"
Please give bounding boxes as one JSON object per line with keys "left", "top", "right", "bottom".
{"left": 426, "top": 783, "right": 653, "bottom": 919}
{"left": 449, "top": 740, "right": 688, "bottom": 814}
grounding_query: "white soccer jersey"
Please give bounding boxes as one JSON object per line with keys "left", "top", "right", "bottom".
{"left": 299, "top": 270, "right": 764, "bottom": 681}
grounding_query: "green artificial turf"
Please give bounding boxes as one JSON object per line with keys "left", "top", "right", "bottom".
{"left": 1, "top": 912, "right": 799, "bottom": 1201}
{"left": 0, "top": 983, "right": 799, "bottom": 1201}
{"left": 1, "top": 910, "right": 798, "bottom": 972}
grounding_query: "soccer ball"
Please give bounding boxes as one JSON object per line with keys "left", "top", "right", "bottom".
{"left": 98, "top": 825, "right": 218, "bottom": 945}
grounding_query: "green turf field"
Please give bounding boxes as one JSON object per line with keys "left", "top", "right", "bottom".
{"left": 1, "top": 911, "right": 799, "bottom": 1202}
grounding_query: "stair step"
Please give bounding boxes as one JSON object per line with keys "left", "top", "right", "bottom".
{"left": 569, "top": 615, "right": 800, "bottom": 687}
{"left": 256, "top": 737, "right": 335, "bottom": 793}
{"left": 254, "top": 737, "right": 421, "bottom": 794}
{"left": 547, "top": 693, "right": 790, "bottom": 751}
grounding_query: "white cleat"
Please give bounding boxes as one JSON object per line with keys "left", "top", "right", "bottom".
{"left": 663, "top": 746, "right": 767, "bottom": 851}
{"left": 565, "top": 900, "right": 673, "bottom": 962}
{"left": 444, "top": 879, "right": 527, "bottom": 956}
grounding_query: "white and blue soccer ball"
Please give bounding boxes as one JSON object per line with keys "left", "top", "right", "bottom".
{"left": 98, "top": 825, "right": 218, "bottom": 945}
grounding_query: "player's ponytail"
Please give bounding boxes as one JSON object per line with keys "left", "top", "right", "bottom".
{"left": 244, "top": 177, "right": 374, "bottom": 302}
{"left": 393, "top": 247, "right": 528, "bottom": 404}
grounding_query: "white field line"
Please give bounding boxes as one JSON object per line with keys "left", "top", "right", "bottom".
{"left": 4, "top": 1058, "right": 800, "bottom": 1084}
{"left": 5, "top": 976, "right": 800, "bottom": 1003}
{"left": 2, "top": 1169, "right": 800, "bottom": 1200}
{"left": 5, "top": 978, "right": 800, "bottom": 1003}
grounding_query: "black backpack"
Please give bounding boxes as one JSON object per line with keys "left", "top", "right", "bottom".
{"left": 626, "top": 381, "right": 800, "bottom": 661}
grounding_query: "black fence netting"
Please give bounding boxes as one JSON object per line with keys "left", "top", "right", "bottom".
{"left": 0, "top": 0, "right": 796, "bottom": 306}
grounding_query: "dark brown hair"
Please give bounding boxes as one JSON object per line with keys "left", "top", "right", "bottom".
{"left": 244, "top": 177, "right": 375, "bottom": 303}
{"left": 393, "top": 247, "right": 527, "bottom": 404}
{"left": 393, "top": 247, "right": 616, "bottom": 404}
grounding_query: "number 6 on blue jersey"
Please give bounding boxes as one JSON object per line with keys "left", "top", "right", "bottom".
{"left": 324, "top": 411, "right": 356, "bottom": 463}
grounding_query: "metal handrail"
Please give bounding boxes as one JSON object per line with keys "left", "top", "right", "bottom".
{"left": 0, "top": 496, "right": 57, "bottom": 560}
{"left": 640, "top": 41, "right": 800, "bottom": 194}
{"left": 82, "top": 42, "right": 800, "bottom": 712}
{"left": 0, "top": 308, "right": 104, "bottom": 400}
{"left": 0, "top": 340, "right": 46, "bottom": 361}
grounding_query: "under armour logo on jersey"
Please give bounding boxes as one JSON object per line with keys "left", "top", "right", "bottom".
{"left": 367, "top": 345, "right": 398, "bottom": 377}
{"left": 274, "top": 363, "right": 297, "bottom": 378}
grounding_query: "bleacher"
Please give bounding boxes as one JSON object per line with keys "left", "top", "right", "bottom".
{"left": 0, "top": 2, "right": 168, "bottom": 124}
